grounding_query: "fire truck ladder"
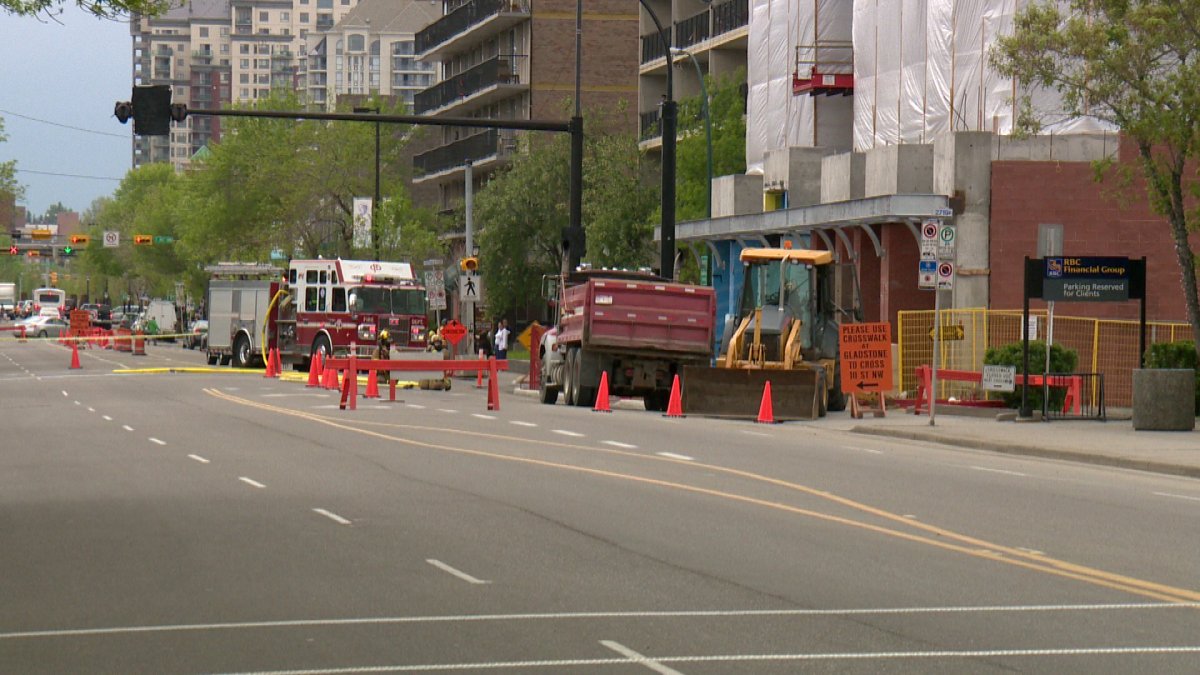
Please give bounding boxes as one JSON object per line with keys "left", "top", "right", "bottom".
{"left": 793, "top": 41, "right": 854, "bottom": 96}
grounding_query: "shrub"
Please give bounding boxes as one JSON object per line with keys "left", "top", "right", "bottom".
{"left": 1143, "top": 341, "right": 1200, "bottom": 415}
{"left": 984, "top": 340, "right": 1078, "bottom": 410}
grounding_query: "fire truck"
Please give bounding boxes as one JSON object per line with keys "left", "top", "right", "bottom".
{"left": 205, "top": 259, "right": 428, "bottom": 369}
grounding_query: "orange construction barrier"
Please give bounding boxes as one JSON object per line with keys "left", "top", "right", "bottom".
{"left": 132, "top": 331, "right": 146, "bottom": 356}
{"left": 486, "top": 356, "right": 500, "bottom": 411}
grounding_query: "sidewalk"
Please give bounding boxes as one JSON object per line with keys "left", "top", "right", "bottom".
{"left": 508, "top": 373, "right": 1199, "bottom": 479}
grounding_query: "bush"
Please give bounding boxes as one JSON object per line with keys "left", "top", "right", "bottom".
{"left": 984, "top": 340, "right": 1078, "bottom": 410}
{"left": 1143, "top": 341, "right": 1200, "bottom": 415}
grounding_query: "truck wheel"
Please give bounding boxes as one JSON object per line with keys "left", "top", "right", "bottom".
{"left": 538, "top": 369, "right": 559, "bottom": 405}
{"left": 643, "top": 391, "right": 666, "bottom": 412}
{"left": 563, "top": 349, "right": 575, "bottom": 406}
{"left": 233, "top": 334, "right": 254, "bottom": 368}
{"left": 827, "top": 364, "right": 847, "bottom": 412}
{"left": 311, "top": 335, "right": 332, "bottom": 364}
{"left": 206, "top": 352, "right": 219, "bottom": 366}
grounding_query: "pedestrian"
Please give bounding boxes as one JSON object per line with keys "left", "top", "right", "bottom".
{"left": 494, "top": 318, "right": 510, "bottom": 361}
{"left": 375, "top": 329, "right": 392, "bottom": 384}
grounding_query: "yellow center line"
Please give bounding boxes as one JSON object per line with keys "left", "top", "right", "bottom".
{"left": 204, "top": 388, "right": 1200, "bottom": 604}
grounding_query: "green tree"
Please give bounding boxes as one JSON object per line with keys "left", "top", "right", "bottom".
{"left": 475, "top": 116, "right": 658, "bottom": 318}
{"left": 3, "top": 0, "right": 172, "bottom": 19}
{"left": 0, "top": 117, "right": 23, "bottom": 208}
{"left": 675, "top": 68, "right": 748, "bottom": 222}
{"left": 992, "top": 0, "right": 1200, "bottom": 355}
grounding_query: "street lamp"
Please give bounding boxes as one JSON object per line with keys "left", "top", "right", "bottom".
{"left": 670, "top": 47, "right": 712, "bottom": 220}
{"left": 353, "top": 106, "right": 382, "bottom": 260}
{"left": 638, "top": 0, "right": 676, "bottom": 279}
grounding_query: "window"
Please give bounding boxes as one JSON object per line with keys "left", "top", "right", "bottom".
{"left": 332, "top": 287, "right": 347, "bottom": 313}
{"left": 240, "top": 58, "right": 249, "bottom": 68}
{"left": 306, "top": 270, "right": 319, "bottom": 284}
{"left": 240, "top": 44, "right": 250, "bottom": 54}
{"left": 259, "top": 11, "right": 268, "bottom": 21}
{"left": 281, "top": 11, "right": 290, "bottom": 21}
{"left": 240, "top": 73, "right": 249, "bottom": 83}
{"left": 199, "top": 27, "right": 209, "bottom": 37}
{"left": 348, "top": 35, "right": 364, "bottom": 51}
{"left": 221, "top": 27, "right": 229, "bottom": 36}
{"left": 305, "top": 287, "right": 320, "bottom": 312}
{"left": 220, "top": 44, "right": 229, "bottom": 54}
{"left": 300, "top": 13, "right": 308, "bottom": 22}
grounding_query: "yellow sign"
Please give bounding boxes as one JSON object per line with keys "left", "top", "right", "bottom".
{"left": 69, "top": 235, "right": 91, "bottom": 245}
{"left": 839, "top": 322, "right": 894, "bottom": 394}
{"left": 31, "top": 229, "right": 53, "bottom": 239}
{"left": 516, "top": 321, "right": 540, "bottom": 351}
{"left": 929, "top": 324, "right": 965, "bottom": 341}
{"left": 133, "top": 235, "right": 153, "bottom": 245}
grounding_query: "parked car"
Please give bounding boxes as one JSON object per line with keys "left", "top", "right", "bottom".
{"left": 183, "top": 319, "right": 208, "bottom": 350}
{"left": 14, "top": 315, "right": 69, "bottom": 339}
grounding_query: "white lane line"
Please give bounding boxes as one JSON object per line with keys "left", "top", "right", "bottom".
{"left": 553, "top": 429, "right": 584, "bottom": 437}
{"left": 438, "top": 409, "right": 459, "bottom": 414}
{"left": 87, "top": 407, "right": 95, "bottom": 413}
{"left": 238, "top": 477, "right": 266, "bottom": 489}
{"left": 657, "top": 452, "right": 694, "bottom": 461}
{"left": 61, "top": 390, "right": 68, "bottom": 397}
{"left": 313, "top": 508, "right": 352, "bottom": 525}
{"left": 740, "top": 430, "right": 770, "bottom": 437}
{"left": 101, "top": 415, "right": 113, "bottom": 421}
{"left": 848, "top": 446, "right": 884, "bottom": 455}
{"left": 601, "top": 640, "right": 685, "bottom": 675}
{"left": 510, "top": 420, "right": 537, "bottom": 427}
{"left": 602, "top": 440, "right": 637, "bottom": 449}
{"left": 188, "top": 454, "right": 210, "bottom": 464}
{"left": 1154, "top": 492, "right": 1200, "bottom": 503}
{"left": 73, "top": 400, "right": 80, "bottom": 405}
{"left": 1, "top": 603, "right": 1195, "bottom": 639}
{"left": 971, "top": 466, "right": 1027, "bottom": 477}
{"left": 148, "top": 438, "right": 166, "bottom": 446}
{"left": 473, "top": 414, "right": 497, "bottom": 420}
{"left": 122, "top": 425, "right": 134, "bottom": 432}
{"left": 407, "top": 404, "right": 427, "bottom": 409}
{"left": 426, "top": 559, "right": 491, "bottom": 585}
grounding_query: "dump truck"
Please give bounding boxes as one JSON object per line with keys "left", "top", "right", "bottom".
{"left": 683, "top": 246, "right": 860, "bottom": 420}
{"left": 538, "top": 269, "right": 717, "bottom": 410}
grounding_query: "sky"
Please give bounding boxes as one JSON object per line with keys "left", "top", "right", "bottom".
{"left": 0, "top": 5, "right": 132, "bottom": 219}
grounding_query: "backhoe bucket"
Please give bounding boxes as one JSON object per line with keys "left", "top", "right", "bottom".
{"left": 682, "top": 366, "right": 823, "bottom": 421}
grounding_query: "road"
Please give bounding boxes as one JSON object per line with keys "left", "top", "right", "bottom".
{"left": 2, "top": 332, "right": 1199, "bottom": 673}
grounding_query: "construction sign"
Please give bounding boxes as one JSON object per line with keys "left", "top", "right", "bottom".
{"left": 839, "top": 322, "right": 894, "bottom": 394}
{"left": 440, "top": 319, "right": 468, "bottom": 347}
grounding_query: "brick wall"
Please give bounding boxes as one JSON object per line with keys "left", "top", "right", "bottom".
{"left": 990, "top": 159, "right": 1200, "bottom": 322}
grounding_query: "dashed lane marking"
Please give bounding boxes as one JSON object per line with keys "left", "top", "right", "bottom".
{"left": 657, "top": 452, "right": 694, "bottom": 461}
{"left": 1154, "top": 492, "right": 1200, "bottom": 503}
{"left": 601, "top": 640, "right": 685, "bottom": 675}
{"left": 971, "top": 466, "right": 1027, "bottom": 477}
{"left": 238, "top": 477, "right": 266, "bottom": 489}
{"left": 188, "top": 455, "right": 210, "bottom": 464}
{"left": 149, "top": 438, "right": 166, "bottom": 446}
{"left": 101, "top": 415, "right": 113, "bottom": 421}
{"left": 122, "top": 425, "right": 134, "bottom": 432}
{"left": 472, "top": 414, "right": 496, "bottom": 420}
{"left": 510, "top": 421, "right": 537, "bottom": 427}
{"left": 426, "top": 559, "right": 490, "bottom": 585}
{"left": 438, "top": 409, "right": 459, "bottom": 414}
{"left": 553, "top": 429, "right": 584, "bottom": 437}
{"left": 312, "top": 508, "right": 351, "bottom": 525}
{"left": 602, "top": 440, "right": 637, "bottom": 449}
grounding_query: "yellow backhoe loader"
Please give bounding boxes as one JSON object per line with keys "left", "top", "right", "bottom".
{"left": 683, "top": 245, "right": 861, "bottom": 419}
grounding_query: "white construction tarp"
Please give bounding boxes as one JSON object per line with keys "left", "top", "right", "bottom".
{"left": 853, "top": 0, "right": 1112, "bottom": 151}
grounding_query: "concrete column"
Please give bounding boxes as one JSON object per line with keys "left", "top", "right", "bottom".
{"left": 933, "top": 131, "right": 992, "bottom": 309}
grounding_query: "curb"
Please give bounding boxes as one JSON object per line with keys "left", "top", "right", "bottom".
{"left": 849, "top": 426, "right": 1200, "bottom": 479}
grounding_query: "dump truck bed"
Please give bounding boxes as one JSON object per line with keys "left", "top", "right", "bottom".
{"left": 557, "top": 278, "right": 716, "bottom": 357}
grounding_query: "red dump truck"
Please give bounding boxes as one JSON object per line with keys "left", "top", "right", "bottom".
{"left": 537, "top": 269, "right": 717, "bottom": 410}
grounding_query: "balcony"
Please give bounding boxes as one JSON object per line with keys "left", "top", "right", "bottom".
{"left": 315, "top": 15, "right": 334, "bottom": 31}
{"left": 674, "top": 11, "right": 709, "bottom": 50}
{"left": 639, "top": 109, "right": 662, "bottom": 142}
{"left": 413, "top": 128, "right": 507, "bottom": 179}
{"left": 641, "top": 32, "right": 668, "bottom": 65}
{"left": 413, "top": 55, "right": 524, "bottom": 115}
{"left": 191, "top": 50, "right": 213, "bottom": 65}
{"left": 415, "top": 0, "right": 530, "bottom": 60}
{"left": 712, "top": 0, "right": 749, "bottom": 37}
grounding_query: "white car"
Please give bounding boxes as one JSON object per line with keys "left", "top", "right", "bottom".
{"left": 14, "top": 315, "right": 69, "bottom": 338}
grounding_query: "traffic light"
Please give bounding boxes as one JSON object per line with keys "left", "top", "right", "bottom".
{"left": 27, "top": 250, "right": 39, "bottom": 258}
{"left": 62, "top": 245, "right": 73, "bottom": 255}
{"left": 50, "top": 272, "right": 58, "bottom": 286}
{"left": 460, "top": 256, "right": 479, "bottom": 273}
{"left": 69, "top": 235, "right": 90, "bottom": 245}
{"left": 133, "top": 234, "right": 153, "bottom": 246}
{"left": 114, "top": 85, "right": 176, "bottom": 136}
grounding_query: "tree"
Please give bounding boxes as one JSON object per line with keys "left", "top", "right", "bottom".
{"left": 675, "top": 68, "right": 748, "bottom": 222}
{"left": 992, "top": 0, "right": 1200, "bottom": 354}
{"left": 0, "top": 117, "right": 23, "bottom": 208}
{"left": 3, "top": 0, "right": 172, "bottom": 19}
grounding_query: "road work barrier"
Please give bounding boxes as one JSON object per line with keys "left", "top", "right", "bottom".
{"left": 323, "top": 354, "right": 508, "bottom": 411}
{"left": 910, "top": 365, "right": 1097, "bottom": 418}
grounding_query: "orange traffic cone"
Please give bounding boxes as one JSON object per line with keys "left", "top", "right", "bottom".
{"left": 322, "top": 360, "right": 338, "bottom": 390}
{"left": 592, "top": 370, "right": 612, "bottom": 413}
{"left": 756, "top": 380, "right": 777, "bottom": 424}
{"left": 664, "top": 374, "right": 684, "bottom": 418}
{"left": 263, "top": 348, "right": 277, "bottom": 378}
{"left": 364, "top": 368, "right": 379, "bottom": 398}
{"left": 69, "top": 340, "right": 81, "bottom": 370}
{"left": 305, "top": 352, "right": 323, "bottom": 387}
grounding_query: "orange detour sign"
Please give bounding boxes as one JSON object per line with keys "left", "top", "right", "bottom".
{"left": 839, "top": 322, "right": 894, "bottom": 394}
{"left": 440, "top": 319, "right": 468, "bottom": 347}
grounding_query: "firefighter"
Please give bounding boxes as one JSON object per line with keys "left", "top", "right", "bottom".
{"left": 376, "top": 329, "right": 392, "bottom": 384}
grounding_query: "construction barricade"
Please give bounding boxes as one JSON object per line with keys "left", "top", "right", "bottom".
{"left": 322, "top": 354, "right": 509, "bottom": 412}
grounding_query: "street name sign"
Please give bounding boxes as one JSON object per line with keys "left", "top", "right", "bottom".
{"left": 839, "top": 322, "right": 894, "bottom": 394}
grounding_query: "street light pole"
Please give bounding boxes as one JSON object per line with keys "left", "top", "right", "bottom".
{"left": 353, "top": 106, "right": 382, "bottom": 260}
{"left": 671, "top": 47, "right": 712, "bottom": 220}
{"left": 638, "top": 0, "right": 676, "bottom": 280}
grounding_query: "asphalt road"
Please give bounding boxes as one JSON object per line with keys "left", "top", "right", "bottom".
{"left": 2, "top": 333, "right": 1199, "bottom": 673}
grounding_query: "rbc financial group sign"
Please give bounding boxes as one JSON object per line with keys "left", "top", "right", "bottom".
{"left": 1043, "top": 257, "right": 1134, "bottom": 302}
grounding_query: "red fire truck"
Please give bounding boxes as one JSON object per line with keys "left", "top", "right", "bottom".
{"left": 206, "top": 259, "right": 428, "bottom": 369}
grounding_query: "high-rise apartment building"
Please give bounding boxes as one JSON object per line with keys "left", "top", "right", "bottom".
{"left": 411, "top": 0, "right": 638, "bottom": 213}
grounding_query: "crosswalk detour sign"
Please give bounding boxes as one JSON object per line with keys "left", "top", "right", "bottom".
{"left": 838, "top": 322, "right": 894, "bottom": 394}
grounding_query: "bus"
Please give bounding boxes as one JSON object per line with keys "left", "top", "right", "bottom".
{"left": 32, "top": 287, "right": 66, "bottom": 318}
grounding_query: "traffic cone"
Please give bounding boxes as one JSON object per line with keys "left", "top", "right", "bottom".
{"left": 322, "top": 361, "right": 338, "bottom": 390}
{"left": 592, "top": 370, "right": 612, "bottom": 413}
{"left": 664, "top": 374, "right": 684, "bottom": 418}
{"left": 69, "top": 340, "right": 81, "bottom": 370}
{"left": 756, "top": 380, "right": 777, "bottom": 424}
{"left": 305, "top": 352, "right": 323, "bottom": 387}
{"left": 271, "top": 347, "right": 282, "bottom": 377}
{"left": 364, "top": 368, "right": 379, "bottom": 398}
{"left": 263, "top": 348, "right": 277, "bottom": 378}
